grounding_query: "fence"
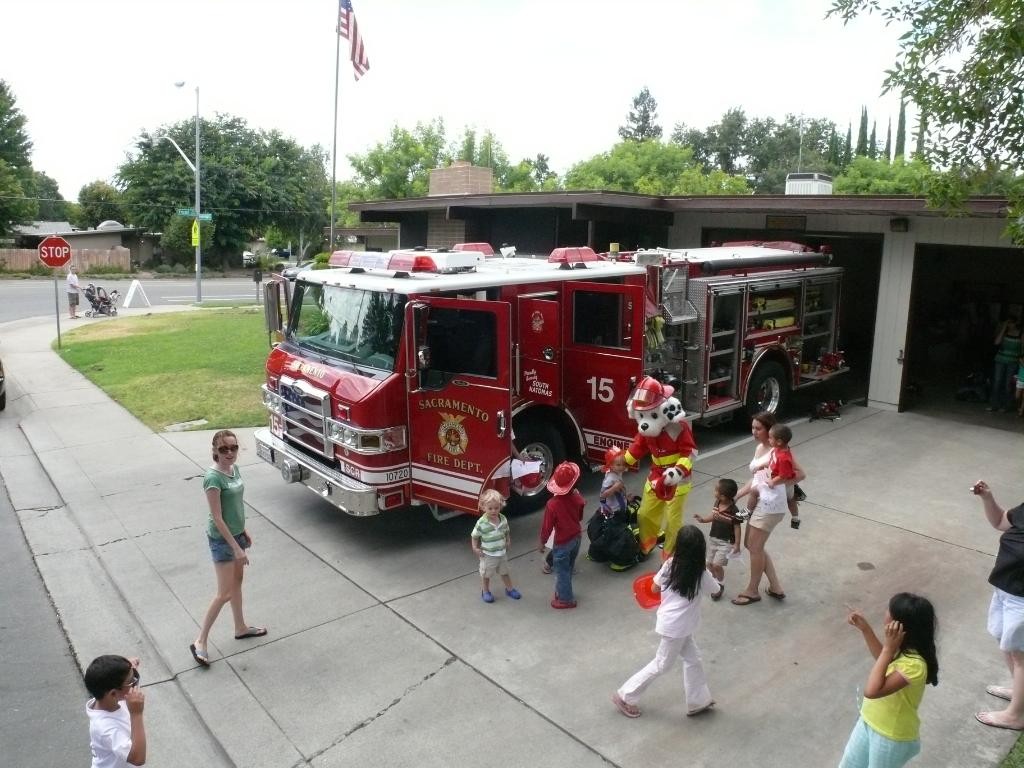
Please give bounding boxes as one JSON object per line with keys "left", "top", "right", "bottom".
{"left": 0, "top": 247, "right": 132, "bottom": 272}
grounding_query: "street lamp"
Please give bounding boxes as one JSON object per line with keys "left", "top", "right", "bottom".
{"left": 174, "top": 81, "right": 201, "bottom": 303}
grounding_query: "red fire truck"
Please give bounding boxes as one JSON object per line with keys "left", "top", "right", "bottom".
{"left": 255, "top": 243, "right": 846, "bottom": 518}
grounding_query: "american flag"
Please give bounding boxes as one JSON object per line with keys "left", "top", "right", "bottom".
{"left": 337, "top": 0, "right": 370, "bottom": 80}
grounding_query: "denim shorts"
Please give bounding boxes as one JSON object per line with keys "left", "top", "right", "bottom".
{"left": 208, "top": 531, "right": 250, "bottom": 563}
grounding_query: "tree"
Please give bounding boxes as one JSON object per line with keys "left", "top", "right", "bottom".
{"left": 0, "top": 80, "right": 35, "bottom": 235}
{"left": 834, "top": 156, "right": 935, "bottom": 194}
{"left": 29, "top": 171, "right": 69, "bottom": 221}
{"left": 119, "top": 115, "right": 328, "bottom": 266}
{"left": 74, "top": 181, "right": 124, "bottom": 228}
{"left": 843, "top": 123, "right": 853, "bottom": 166}
{"left": 161, "top": 216, "right": 214, "bottom": 265}
{"left": 914, "top": 112, "right": 927, "bottom": 158}
{"left": 829, "top": 0, "right": 1024, "bottom": 169}
{"left": 868, "top": 121, "right": 878, "bottom": 160}
{"left": 0, "top": 160, "right": 34, "bottom": 235}
{"left": 348, "top": 119, "right": 449, "bottom": 199}
{"left": 672, "top": 107, "right": 747, "bottom": 174}
{"left": 564, "top": 140, "right": 748, "bottom": 195}
{"left": 855, "top": 107, "right": 868, "bottom": 156}
{"left": 894, "top": 101, "right": 907, "bottom": 160}
{"left": 883, "top": 119, "right": 892, "bottom": 163}
{"left": 618, "top": 87, "right": 662, "bottom": 142}
{"left": 829, "top": 0, "right": 1024, "bottom": 242}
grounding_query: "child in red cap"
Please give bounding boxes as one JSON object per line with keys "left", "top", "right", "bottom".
{"left": 539, "top": 461, "right": 585, "bottom": 609}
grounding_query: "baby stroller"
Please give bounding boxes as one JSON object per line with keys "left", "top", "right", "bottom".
{"left": 83, "top": 283, "right": 120, "bottom": 317}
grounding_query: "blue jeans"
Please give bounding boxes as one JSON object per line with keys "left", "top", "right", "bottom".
{"left": 990, "top": 360, "right": 1015, "bottom": 410}
{"left": 553, "top": 535, "right": 580, "bottom": 602}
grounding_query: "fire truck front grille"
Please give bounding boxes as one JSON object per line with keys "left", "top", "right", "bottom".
{"left": 277, "top": 375, "right": 332, "bottom": 459}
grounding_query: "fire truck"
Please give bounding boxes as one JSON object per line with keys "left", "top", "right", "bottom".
{"left": 255, "top": 242, "right": 846, "bottom": 518}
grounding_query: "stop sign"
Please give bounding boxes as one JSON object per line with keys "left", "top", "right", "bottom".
{"left": 38, "top": 235, "right": 73, "bottom": 269}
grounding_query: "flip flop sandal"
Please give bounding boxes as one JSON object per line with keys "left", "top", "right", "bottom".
{"left": 765, "top": 588, "right": 787, "bottom": 600}
{"left": 986, "top": 685, "right": 1013, "bottom": 701}
{"left": 612, "top": 693, "right": 641, "bottom": 718}
{"left": 234, "top": 626, "right": 268, "bottom": 640}
{"left": 189, "top": 643, "right": 210, "bottom": 667}
{"left": 975, "top": 711, "right": 1024, "bottom": 730}
{"left": 731, "top": 594, "right": 761, "bottom": 606}
{"left": 687, "top": 701, "right": 716, "bottom": 717}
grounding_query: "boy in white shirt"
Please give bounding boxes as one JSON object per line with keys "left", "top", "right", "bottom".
{"left": 84, "top": 654, "right": 147, "bottom": 768}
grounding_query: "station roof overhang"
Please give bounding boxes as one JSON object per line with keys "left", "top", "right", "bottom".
{"left": 351, "top": 191, "right": 675, "bottom": 226}
{"left": 350, "top": 191, "right": 1011, "bottom": 222}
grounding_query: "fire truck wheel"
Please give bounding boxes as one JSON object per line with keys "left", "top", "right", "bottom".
{"left": 510, "top": 420, "right": 566, "bottom": 513}
{"left": 745, "top": 361, "right": 788, "bottom": 418}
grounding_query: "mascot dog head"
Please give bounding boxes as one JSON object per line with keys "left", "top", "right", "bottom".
{"left": 627, "top": 376, "right": 686, "bottom": 435}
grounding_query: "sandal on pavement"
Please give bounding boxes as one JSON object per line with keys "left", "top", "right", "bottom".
{"left": 731, "top": 594, "right": 761, "bottom": 606}
{"left": 765, "top": 588, "right": 787, "bottom": 600}
{"left": 189, "top": 643, "right": 210, "bottom": 668}
{"left": 687, "top": 701, "right": 715, "bottom": 717}
{"left": 612, "top": 693, "right": 641, "bottom": 718}
{"left": 234, "top": 626, "right": 268, "bottom": 640}
{"left": 481, "top": 590, "right": 495, "bottom": 603}
{"left": 541, "top": 563, "right": 552, "bottom": 574}
{"left": 986, "top": 685, "right": 1013, "bottom": 702}
{"left": 711, "top": 588, "right": 724, "bottom": 601}
{"left": 505, "top": 588, "right": 522, "bottom": 600}
{"left": 975, "top": 711, "right": 1024, "bottom": 730}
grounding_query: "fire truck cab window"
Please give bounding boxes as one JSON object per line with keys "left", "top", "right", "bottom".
{"left": 289, "top": 283, "right": 405, "bottom": 371}
{"left": 424, "top": 307, "right": 496, "bottom": 380}
{"left": 573, "top": 290, "right": 625, "bottom": 348}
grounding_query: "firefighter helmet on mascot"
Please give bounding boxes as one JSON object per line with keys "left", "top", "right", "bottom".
{"left": 624, "top": 376, "right": 696, "bottom": 557}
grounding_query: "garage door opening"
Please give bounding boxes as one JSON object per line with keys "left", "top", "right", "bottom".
{"left": 901, "top": 244, "right": 1024, "bottom": 432}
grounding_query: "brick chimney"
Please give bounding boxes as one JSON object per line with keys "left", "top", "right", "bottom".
{"left": 428, "top": 160, "right": 494, "bottom": 196}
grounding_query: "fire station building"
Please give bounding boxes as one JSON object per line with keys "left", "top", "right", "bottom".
{"left": 351, "top": 165, "right": 1021, "bottom": 420}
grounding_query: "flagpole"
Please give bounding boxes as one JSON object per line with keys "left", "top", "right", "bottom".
{"left": 330, "top": 1, "right": 342, "bottom": 253}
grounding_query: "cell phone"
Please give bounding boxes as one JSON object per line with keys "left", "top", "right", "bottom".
{"left": 790, "top": 518, "right": 801, "bottom": 530}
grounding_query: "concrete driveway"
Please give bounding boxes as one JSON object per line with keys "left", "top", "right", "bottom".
{"left": 1, "top": 312, "right": 1021, "bottom": 767}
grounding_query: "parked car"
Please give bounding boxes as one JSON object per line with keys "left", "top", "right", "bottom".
{"left": 0, "top": 355, "right": 6, "bottom": 410}
{"left": 281, "top": 260, "right": 315, "bottom": 280}
{"left": 242, "top": 251, "right": 256, "bottom": 267}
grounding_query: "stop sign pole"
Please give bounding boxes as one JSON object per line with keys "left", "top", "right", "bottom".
{"left": 38, "top": 235, "right": 73, "bottom": 349}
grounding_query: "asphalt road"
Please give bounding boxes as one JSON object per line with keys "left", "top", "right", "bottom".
{"left": 0, "top": 476, "right": 86, "bottom": 766}
{"left": 0, "top": 277, "right": 263, "bottom": 324}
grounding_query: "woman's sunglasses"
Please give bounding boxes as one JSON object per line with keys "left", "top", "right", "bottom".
{"left": 217, "top": 445, "right": 239, "bottom": 454}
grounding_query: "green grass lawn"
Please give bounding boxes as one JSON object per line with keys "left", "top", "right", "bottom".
{"left": 56, "top": 309, "right": 269, "bottom": 431}
{"left": 1003, "top": 735, "right": 1024, "bottom": 767}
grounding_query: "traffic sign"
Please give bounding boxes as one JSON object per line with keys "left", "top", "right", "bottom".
{"left": 177, "top": 208, "right": 212, "bottom": 221}
{"left": 191, "top": 220, "right": 200, "bottom": 246}
{"left": 38, "top": 235, "right": 72, "bottom": 269}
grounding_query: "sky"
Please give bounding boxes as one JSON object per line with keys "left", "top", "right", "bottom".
{"left": 2, "top": 0, "right": 912, "bottom": 202}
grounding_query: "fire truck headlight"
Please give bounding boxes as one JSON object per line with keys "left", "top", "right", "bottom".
{"left": 328, "top": 420, "right": 344, "bottom": 442}
{"left": 360, "top": 434, "right": 381, "bottom": 451}
{"left": 342, "top": 428, "right": 358, "bottom": 447}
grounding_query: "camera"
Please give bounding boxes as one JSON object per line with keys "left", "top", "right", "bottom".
{"left": 790, "top": 517, "right": 801, "bottom": 530}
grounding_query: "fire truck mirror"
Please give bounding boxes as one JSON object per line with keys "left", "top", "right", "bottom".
{"left": 417, "top": 345, "right": 432, "bottom": 370}
{"left": 264, "top": 283, "right": 284, "bottom": 336}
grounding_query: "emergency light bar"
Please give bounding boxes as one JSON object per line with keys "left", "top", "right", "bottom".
{"left": 548, "top": 246, "right": 598, "bottom": 266}
{"left": 327, "top": 249, "right": 481, "bottom": 274}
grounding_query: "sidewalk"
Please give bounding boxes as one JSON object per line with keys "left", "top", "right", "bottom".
{"left": 1, "top": 310, "right": 1021, "bottom": 767}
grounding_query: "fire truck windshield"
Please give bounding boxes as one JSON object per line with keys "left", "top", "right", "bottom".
{"left": 288, "top": 283, "right": 406, "bottom": 371}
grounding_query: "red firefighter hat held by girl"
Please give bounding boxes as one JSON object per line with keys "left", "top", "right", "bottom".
{"left": 547, "top": 461, "right": 581, "bottom": 496}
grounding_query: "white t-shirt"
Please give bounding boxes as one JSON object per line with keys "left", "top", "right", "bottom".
{"left": 600, "top": 471, "right": 624, "bottom": 511}
{"left": 87, "top": 699, "right": 132, "bottom": 768}
{"left": 67, "top": 271, "right": 80, "bottom": 294}
{"left": 653, "top": 560, "right": 720, "bottom": 638}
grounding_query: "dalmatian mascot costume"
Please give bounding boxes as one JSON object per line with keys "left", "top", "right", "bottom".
{"left": 624, "top": 376, "right": 697, "bottom": 557}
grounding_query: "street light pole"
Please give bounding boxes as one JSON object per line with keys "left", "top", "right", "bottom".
{"left": 175, "top": 82, "right": 201, "bottom": 303}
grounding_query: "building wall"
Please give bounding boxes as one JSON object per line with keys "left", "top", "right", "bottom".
{"left": 426, "top": 210, "right": 466, "bottom": 247}
{"left": 428, "top": 161, "right": 494, "bottom": 196}
{"left": 668, "top": 211, "right": 1019, "bottom": 409}
{"left": 0, "top": 246, "right": 131, "bottom": 272}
